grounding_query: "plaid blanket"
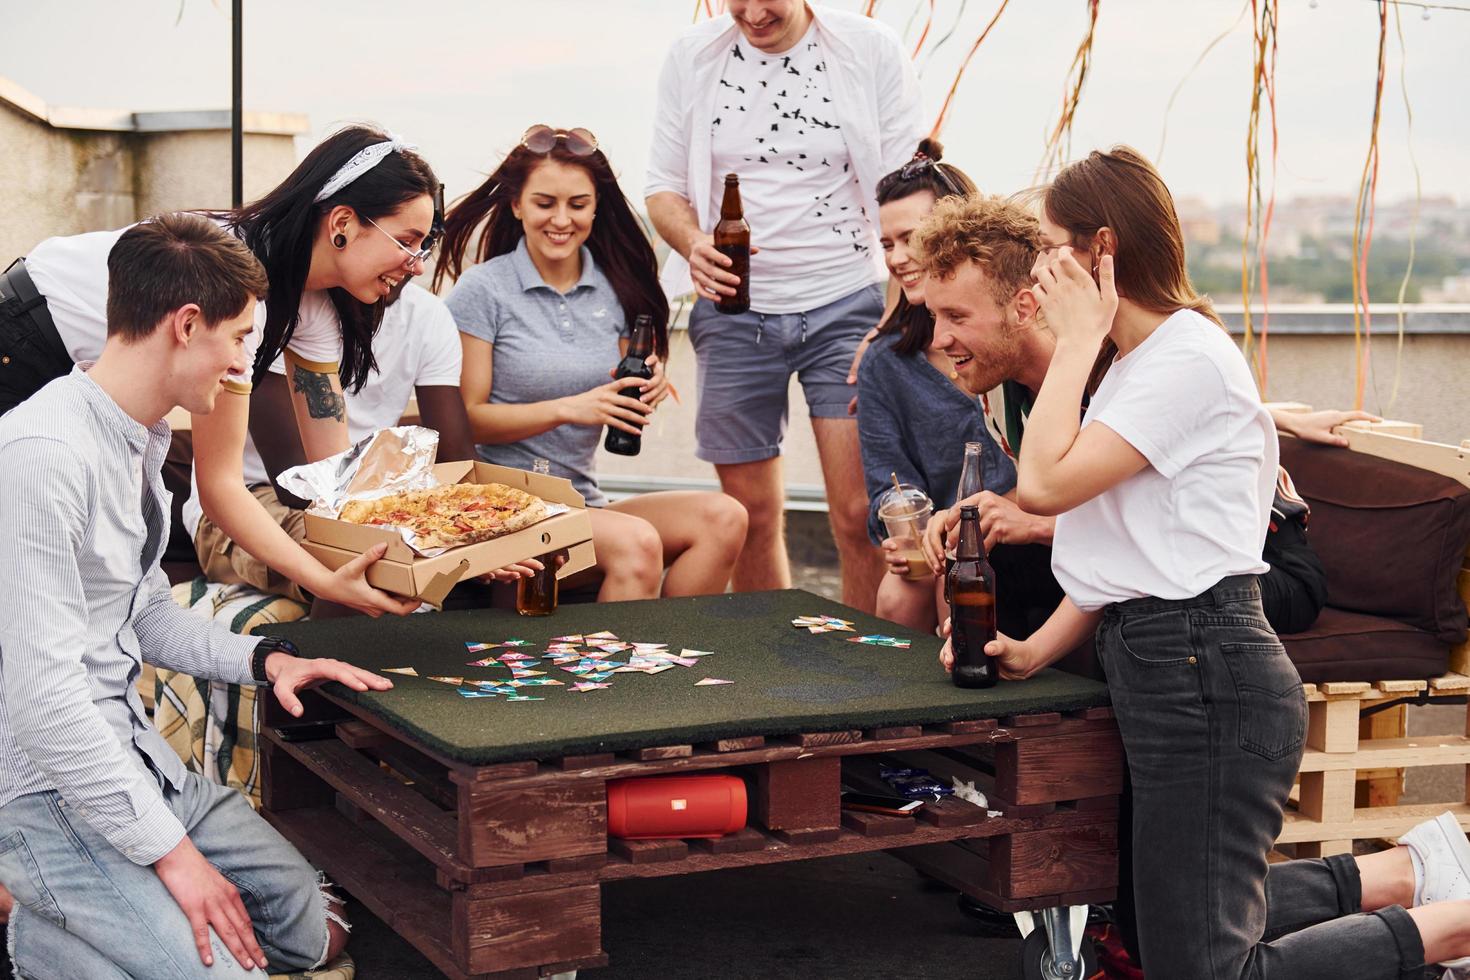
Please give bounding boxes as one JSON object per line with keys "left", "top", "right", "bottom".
{"left": 153, "top": 578, "right": 310, "bottom": 809}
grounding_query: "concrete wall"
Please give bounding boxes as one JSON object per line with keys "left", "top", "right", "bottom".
{"left": 0, "top": 98, "right": 135, "bottom": 258}
{"left": 1252, "top": 331, "right": 1469, "bottom": 443}
{"left": 1, "top": 75, "right": 306, "bottom": 260}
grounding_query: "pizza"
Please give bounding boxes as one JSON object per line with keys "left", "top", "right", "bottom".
{"left": 338, "top": 482, "right": 549, "bottom": 550}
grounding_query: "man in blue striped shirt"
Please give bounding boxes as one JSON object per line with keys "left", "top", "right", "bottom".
{"left": 0, "top": 214, "right": 392, "bottom": 977}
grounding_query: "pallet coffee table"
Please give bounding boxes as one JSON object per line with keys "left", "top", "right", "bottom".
{"left": 256, "top": 590, "right": 1123, "bottom": 979}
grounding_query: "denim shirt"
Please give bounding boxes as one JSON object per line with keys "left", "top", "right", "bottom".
{"left": 856, "top": 334, "right": 1016, "bottom": 545}
{"left": 0, "top": 368, "right": 259, "bottom": 865}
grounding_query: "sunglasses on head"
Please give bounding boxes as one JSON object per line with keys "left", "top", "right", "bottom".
{"left": 520, "top": 125, "right": 599, "bottom": 157}
{"left": 898, "top": 155, "right": 963, "bottom": 198}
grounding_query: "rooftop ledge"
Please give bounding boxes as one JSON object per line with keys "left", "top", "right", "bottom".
{"left": 1215, "top": 304, "right": 1470, "bottom": 335}
{"left": 0, "top": 74, "right": 308, "bottom": 136}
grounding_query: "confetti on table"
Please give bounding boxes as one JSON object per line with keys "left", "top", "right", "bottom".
{"left": 571, "top": 681, "right": 612, "bottom": 693}
{"left": 498, "top": 652, "right": 535, "bottom": 662}
{"left": 695, "top": 678, "right": 734, "bottom": 686}
{"left": 515, "top": 677, "right": 564, "bottom": 687}
{"left": 847, "top": 635, "right": 911, "bottom": 649}
{"left": 383, "top": 667, "right": 418, "bottom": 676}
{"left": 680, "top": 649, "right": 715, "bottom": 658}
{"left": 582, "top": 671, "right": 616, "bottom": 682}
{"left": 505, "top": 695, "right": 545, "bottom": 702}
{"left": 793, "top": 615, "right": 856, "bottom": 632}
{"left": 426, "top": 675, "right": 465, "bottom": 685}
{"left": 551, "top": 635, "right": 584, "bottom": 643}
{"left": 585, "top": 631, "right": 619, "bottom": 641}
{"left": 465, "top": 642, "right": 498, "bottom": 653}
{"left": 457, "top": 687, "right": 499, "bottom": 699}
{"left": 510, "top": 668, "right": 546, "bottom": 678}
{"left": 502, "top": 639, "right": 533, "bottom": 647}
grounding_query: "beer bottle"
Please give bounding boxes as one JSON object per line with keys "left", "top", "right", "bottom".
{"left": 947, "top": 505, "right": 998, "bottom": 689}
{"left": 516, "top": 458, "right": 559, "bottom": 617}
{"left": 714, "top": 173, "right": 751, "bottom": 315}
{"left": 946, "top": 442, "right": 985, "bottom": 603}
{"left": 603, "top": 315, "right": 656, "bottom": 457}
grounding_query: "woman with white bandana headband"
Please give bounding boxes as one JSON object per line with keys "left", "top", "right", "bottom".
{"left": 0, "top": 124, "right": 454, "bottom": 616}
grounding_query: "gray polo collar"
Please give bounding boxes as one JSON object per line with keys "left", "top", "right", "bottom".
{"left": 510, "top": 237, "right": 600, "bottom": 296}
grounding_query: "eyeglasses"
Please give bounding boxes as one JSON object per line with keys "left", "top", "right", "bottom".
{"left": 364, "top": 215, "right": 435, "bottom": 266}
{"left": 520, "top": 125, "right": 599, "bottom": 157}
{"left": 897, "top": 156, "right": 964, "bottom": 198}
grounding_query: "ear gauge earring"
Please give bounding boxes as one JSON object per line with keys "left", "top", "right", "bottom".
{"left": 333, "top": 233, "right": 347, "bottom": 249}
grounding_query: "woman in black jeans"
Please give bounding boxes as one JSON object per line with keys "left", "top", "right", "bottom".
{"left": 943, "top": 146, "right": 1470, "bottom": 977}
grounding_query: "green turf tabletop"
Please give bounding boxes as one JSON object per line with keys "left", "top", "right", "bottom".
{"left": 258, "top": 589, "right": 1110, "bottom": 765}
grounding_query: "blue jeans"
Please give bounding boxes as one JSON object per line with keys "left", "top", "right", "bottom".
{"left": 0, "top": 769, "right": 331, "bottom": 979}
{"left": 1100, "top": 575, "right": 1425, "bottom": 978}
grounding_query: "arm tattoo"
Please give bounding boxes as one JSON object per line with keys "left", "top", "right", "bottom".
{"left": 291, "top": 364, "right": 346, "bottom": 421}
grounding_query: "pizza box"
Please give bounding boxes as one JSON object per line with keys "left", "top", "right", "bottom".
{"left": 299, "top": 460, "right": 596, "bottom": 607}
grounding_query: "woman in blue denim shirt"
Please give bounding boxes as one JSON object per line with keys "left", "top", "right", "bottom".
{"left": 856, "top": 141, "right": 1014, "bottom": 633}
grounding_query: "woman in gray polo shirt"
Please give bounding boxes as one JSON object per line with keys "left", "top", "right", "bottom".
{"left": 437, "top": 127, "right": 747, "bottom": 600}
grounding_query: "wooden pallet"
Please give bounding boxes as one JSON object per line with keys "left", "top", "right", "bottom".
{"left": 1283, "top": 675, "right": 1470, "bottom": 856}
{"left": 259, "top": 692, "right": 1122, "bottom": 979}
{"left": 1268, "top": 411, "right": 1470, "bottom": 856}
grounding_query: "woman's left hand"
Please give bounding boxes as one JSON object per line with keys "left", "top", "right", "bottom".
{"left": 609, "top": 356, "right": 671, "bottom": 409}
{"left": 1031, "top": 247, "right": 1117, "bottom": 349}
{"left": 641, "top": 355, "right": 671, "bottom": 407}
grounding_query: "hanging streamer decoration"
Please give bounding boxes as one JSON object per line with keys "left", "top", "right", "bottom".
{"left": 928, "top": 0, "right": 1013, "bottom": 139}
{"left": 1350, "top": 0, "right": 1389, "bottom": 411}
{"left": 1239, "top": 0, "right": 1280, "bottom": 395}
{"left": 1157, "top": 1, "right": 1250, "bottom": 166}
{"left": 1387, "top": 0, "right": 1420, "bottom": 412}
{"left": 1036, "top": 0, "right": 1101, "bottom": 180}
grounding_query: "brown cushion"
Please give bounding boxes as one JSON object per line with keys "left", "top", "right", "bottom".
{"left": 1281, "top": 606, "right": 1450, "bottom": 683}
{"left": 1279, "top": 439, "right": 1470, "bottom": 646}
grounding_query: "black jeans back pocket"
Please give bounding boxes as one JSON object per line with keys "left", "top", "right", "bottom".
{"left": 1221, "top": 641, "right": 1307, "bottom": 761}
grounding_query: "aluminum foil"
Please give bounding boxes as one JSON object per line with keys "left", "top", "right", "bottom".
{"left": 278, "top": 425, "right": 442, "bottom": 518}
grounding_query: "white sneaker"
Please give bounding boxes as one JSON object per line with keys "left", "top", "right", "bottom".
{"left": 1400, "top": 811, "right": 1470, "bottom": 906}
{"left": 1400, "top": 812, "right": 1470, "bottom": 973}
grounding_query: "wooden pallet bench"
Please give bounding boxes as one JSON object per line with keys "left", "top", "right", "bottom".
{"left": 1272, "top": 414, "right": 1470, "bottom": 856}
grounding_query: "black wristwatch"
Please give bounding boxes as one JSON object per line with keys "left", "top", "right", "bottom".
{"left": 251, "top": 637, "right": 299, "bottom": 684}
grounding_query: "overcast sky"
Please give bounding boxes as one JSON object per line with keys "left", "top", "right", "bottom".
{"left": 3, "top": 0, "right": 1463, "bottom": 212}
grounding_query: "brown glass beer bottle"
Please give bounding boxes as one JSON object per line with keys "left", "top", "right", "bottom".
{"left": 714, "top": 173, "right": 750, "bottom": 315}
{"left": 516, "top": 458, "right": 559, "bottom": 616}
{"left": 603, "top": 315, "right": 656, "bottom": 457}
{"left": 947, "top": 505, "right": 998, "bottom": 688}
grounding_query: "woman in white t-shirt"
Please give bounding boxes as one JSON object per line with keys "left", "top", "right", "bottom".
{"left": 942, "top": 146, "right": 1467, "bottom": 976}
{"left": 7, "top": 125, "right": 443, "bottom": 616}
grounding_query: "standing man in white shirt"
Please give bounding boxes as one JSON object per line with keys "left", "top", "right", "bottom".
{"left": 646, "top": 0, "right": 924, "bottom": 611}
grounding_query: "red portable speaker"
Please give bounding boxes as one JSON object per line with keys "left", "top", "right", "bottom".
{"left": 606, "top": 774, "right": 747, "bottom": 840}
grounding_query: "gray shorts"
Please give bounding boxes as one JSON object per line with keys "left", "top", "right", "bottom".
{"left": 688, "top": 282, "right": 884, "bottom": 465}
